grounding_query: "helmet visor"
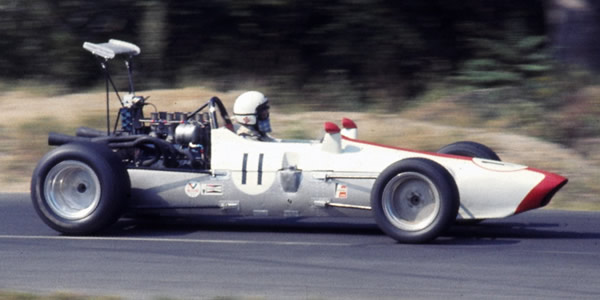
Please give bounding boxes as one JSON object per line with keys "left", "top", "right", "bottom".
{"left": 256, "top": 102, "right": 270, "bottom": 121}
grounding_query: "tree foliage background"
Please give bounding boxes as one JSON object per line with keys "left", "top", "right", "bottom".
{"left": 1, "top": 0, "right": 599, "bottom": 112}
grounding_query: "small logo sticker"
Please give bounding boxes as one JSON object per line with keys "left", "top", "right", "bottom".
{"left": 335, "top": 184, "right": 348, "bottom": 199}
{"left": 185, "top": 181, "right": 202, "bottom": 198}
{"left": 202, "top": 184, "right": 224, "bottom": 195}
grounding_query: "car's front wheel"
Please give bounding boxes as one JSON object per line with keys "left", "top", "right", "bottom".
{"left": 31, "top": 142, "right": 130, "bottom": 234}
{"left": 437, "top": 141, "right": 500, "bottom": 161}
{"left": 371, "top": 158, "right": 459, "bottom": 243}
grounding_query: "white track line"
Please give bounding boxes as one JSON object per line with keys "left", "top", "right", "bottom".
{"left": 0, "top": 234, "right": 351, "bottom": 247}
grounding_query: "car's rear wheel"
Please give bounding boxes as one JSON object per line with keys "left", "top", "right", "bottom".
{"left": 371, "top": 158, "right": 459, "bottom": 243}
{"left": 437, "top": 141, "right": 500, "bottom": 161}
{"left": 31, "top": 142, "right": 130, "bottom": 234}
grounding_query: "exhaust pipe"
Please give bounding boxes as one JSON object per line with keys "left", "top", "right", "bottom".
{"left": 76, "top": 127, "right": 107, "bottom": 138}
{"left": 48, "top": 132, "right": 90, "bottom": 146}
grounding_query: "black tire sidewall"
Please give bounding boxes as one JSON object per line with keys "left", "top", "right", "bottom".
{"left": 437, "top": 141, "right": 500, "bottom": 161}
{"left": 371, "top": 158, "right": 459, "bottom": 243}
{"left": 31, "top": 142, "right": 130, "bottom": 234}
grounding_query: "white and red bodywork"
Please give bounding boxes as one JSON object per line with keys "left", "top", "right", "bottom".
{"left": 150, "top": 119, "right": 568, "bottom": 221}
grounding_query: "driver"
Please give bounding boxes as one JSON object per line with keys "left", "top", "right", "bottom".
{"left": 233, "top": 91, "right": 276, "bottom": 141}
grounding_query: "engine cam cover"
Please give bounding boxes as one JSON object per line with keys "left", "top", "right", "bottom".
{"left": 175, "top": 123, "right": 203, "bottom": 145}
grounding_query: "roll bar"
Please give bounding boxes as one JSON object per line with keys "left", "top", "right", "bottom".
{"left": 83, "top": 39, "right": 141, "bottom": 135}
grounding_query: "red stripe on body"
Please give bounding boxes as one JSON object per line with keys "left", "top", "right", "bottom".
{"left": 341, "top": 136, "right": 472, "bottom": 161}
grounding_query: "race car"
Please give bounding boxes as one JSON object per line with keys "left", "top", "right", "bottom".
{"left": 30, "top": 40, "right": 568, "bottom": 243}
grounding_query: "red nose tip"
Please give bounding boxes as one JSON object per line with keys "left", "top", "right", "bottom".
{"left": 515, "top": 168, "right": 568, "bottom": 214}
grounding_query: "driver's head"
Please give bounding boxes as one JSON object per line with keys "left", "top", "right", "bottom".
{"left": 233, "top": 91, "right": 271, "bottom": 134}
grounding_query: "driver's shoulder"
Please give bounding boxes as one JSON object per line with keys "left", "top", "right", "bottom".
{"left": 236, "top": 125, "right": 261, "bottom": 139}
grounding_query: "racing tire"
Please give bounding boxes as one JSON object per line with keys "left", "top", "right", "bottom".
{"left": 371, "top": 158, "right": 459, "bottom": 243}
{"left": 31, "top": 142, "right": 130, "bottom": 235}
{"left": 437, "top": 141, "right": 500, "bottom": 161}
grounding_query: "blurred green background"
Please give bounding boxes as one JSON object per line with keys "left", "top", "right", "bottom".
{"left": 3, "top": 2, "right": 555, "bottom": 92}
{"left": 0, "top": 0, "right": 599, "bottom": 208}
{"left": 2, "top": 0, "right": 600, "bottom": 144}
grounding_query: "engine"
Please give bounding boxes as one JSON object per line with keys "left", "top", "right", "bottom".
{"left": 137, "top": 109, "right": 212, "bottom": 169}
{"left": 48, "top": 94, "right": 218, "bottom": 170}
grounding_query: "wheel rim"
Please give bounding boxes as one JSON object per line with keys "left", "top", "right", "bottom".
{"left": 44, "top": 160, "right": 101, "bottom": 220}
{"left": 381, "top": 172, "right": 441, "bottom": 231}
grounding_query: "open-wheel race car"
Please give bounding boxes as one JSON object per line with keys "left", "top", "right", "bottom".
{"left": 31, "top": 39, "right": 568, "bottom": 243}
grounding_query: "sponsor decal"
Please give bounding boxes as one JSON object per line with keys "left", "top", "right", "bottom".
{"left": 185, "top": 182, "right": 224, "bottom": 197}
{"left": 185, "top": 181, "right": 202, "bottom": 198}
{"left": 202, "top": 184, "right": 224, "bottom": 195}
{"left": 335, "top": 184, "right": 348, "bottom": 199}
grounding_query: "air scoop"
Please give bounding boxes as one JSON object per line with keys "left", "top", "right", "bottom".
{"left": 341, "top": 118, "right": 358, "bottom": 139}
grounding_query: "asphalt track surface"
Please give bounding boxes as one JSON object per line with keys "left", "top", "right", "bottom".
{"left": 1, "top": 193, "right": 599, "bottom": 299}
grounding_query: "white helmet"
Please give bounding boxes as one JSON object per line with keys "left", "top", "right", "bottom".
{"left": 233, "top": 91, "right": 269, "bottom": 126}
